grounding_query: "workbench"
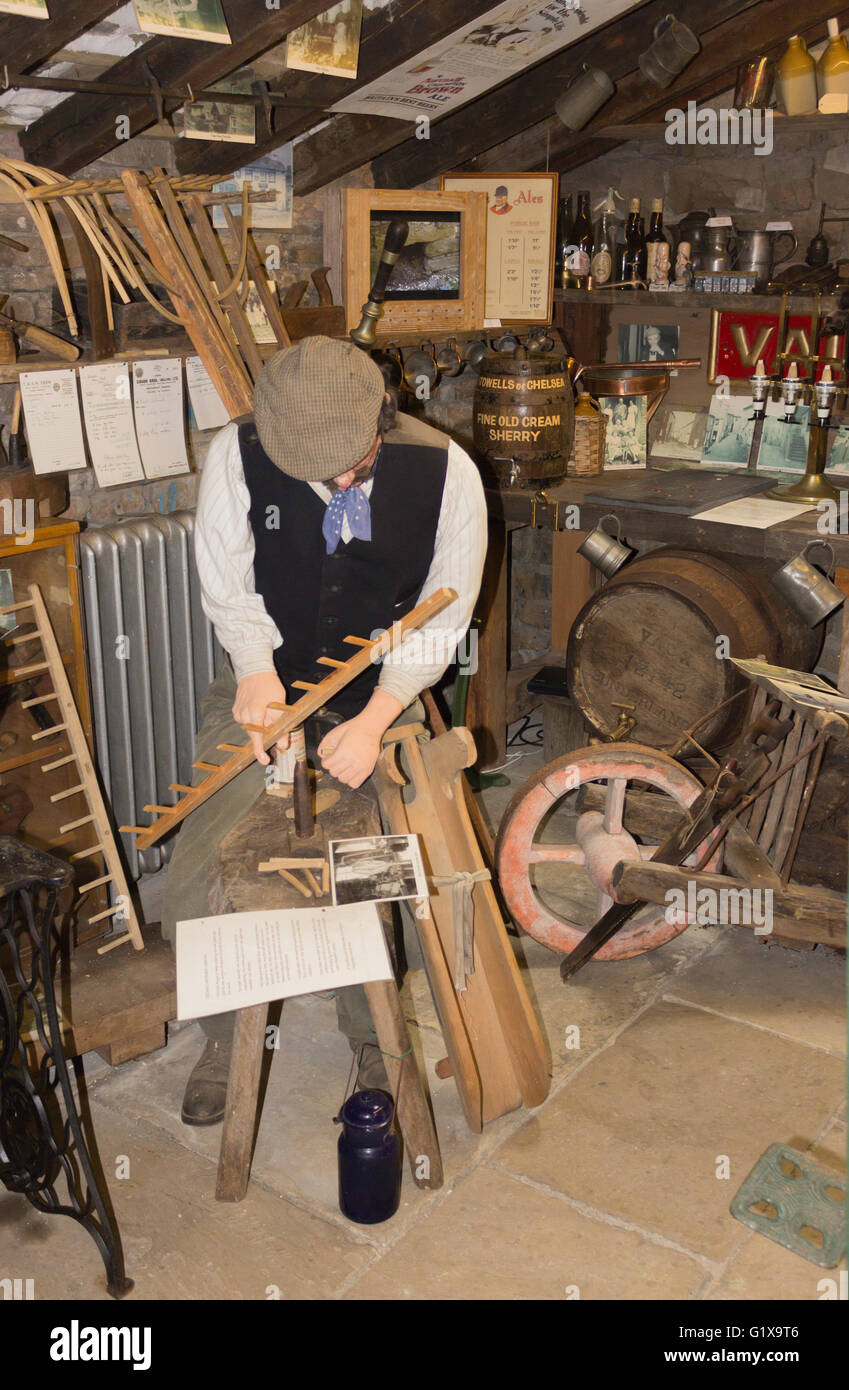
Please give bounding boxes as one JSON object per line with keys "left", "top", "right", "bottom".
{"left": 467, "top": 464, "right": 849, "bottom": 769}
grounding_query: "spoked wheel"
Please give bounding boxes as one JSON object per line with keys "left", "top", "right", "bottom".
{"left": 495, "top": 743, "right": 722, "bottom": 961}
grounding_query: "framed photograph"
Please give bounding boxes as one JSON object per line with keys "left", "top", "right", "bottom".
{"left": 132, "top": 0, "right": 232, "bottom": 44}
{"left": 756, "top": 399, "right": 810, "bottom": 473}
{"left": 344, "top": 188, "right": 486, "bottom": 337}
{"left": 287, "top": 0, "right": 363, "bottom": 79}
{"left": 212, "top": 157, "right": 293, "bottom": 230}
{"left": 650, "top": 406, "right": 707, "bottom": 463}
{"left": 329, "top": 834, "right": 428, "bottom": 908}
{"left": 701, "top": 393, "right": 754, "bottom": 467}
{"left": 618, "top": 323, "right": 679, "bottom": 364}
{"left": 599, "top": 394, "right": 647, "bottom": 470}
{"left": 183, "top": 75, "right": 255, "bottom": 144}
{"left": 441, "top": 171, "right": 557, "bottom": 323}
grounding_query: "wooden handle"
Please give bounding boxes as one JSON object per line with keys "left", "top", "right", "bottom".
{"left": 0, "top": 312, "right": 79, "bottom": 361}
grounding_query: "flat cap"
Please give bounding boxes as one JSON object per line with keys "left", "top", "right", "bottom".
{"left": 253, "top": 335, "right": 385, "bottom": 481}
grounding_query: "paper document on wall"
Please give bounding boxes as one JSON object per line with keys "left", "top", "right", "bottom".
{"left": 185, "top": 356, "right": 230, "bottom": 431}
{"left": 19, "top": 370, "right": 87, "bottom": 475}
{"left": 131, "top": 358, "right": 191, "bottom": 479}
{"left": 79, "top": 363, "right": 145, "bottom": 488}
{"left": 176, "top": 902, "right": 392, "bottom": 1020}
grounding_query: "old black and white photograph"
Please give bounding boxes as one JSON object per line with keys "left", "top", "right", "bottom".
{"left": 618, "top": 323, "right": 679, "bottom": 364}
{"left": 329, "top": 833, "right": 428, "bottom": 907}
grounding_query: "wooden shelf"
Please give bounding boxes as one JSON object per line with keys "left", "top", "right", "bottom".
{"left": 554, "top": 287, "right": 839, "bottom": 313}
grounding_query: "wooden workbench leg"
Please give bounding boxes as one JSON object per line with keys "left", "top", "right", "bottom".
{"left": 215, "top": 1003, "right": 269, "bottom": 1202}
{"left": 466, "top": 519, "right": 508, "bottom": 771}
{"left": 836, "top": 568, "right": 849, "bottom": 693}
{"left": 364, "top": 978, "right": 443, "bottom": 1191}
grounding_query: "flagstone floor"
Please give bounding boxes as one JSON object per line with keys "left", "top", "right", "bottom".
{"left": 2, "top": 731, "right": 846, "bottom": 1302}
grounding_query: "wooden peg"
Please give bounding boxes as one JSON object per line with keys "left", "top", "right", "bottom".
{"left": 32, "top": 723, "right": 67, "bottom": 741}
{"left": 118, "top": 826, "right": 148, "bottom": 835}
{"left": 22, "top": 692, "right": 59, "bottom": 708}
{"left": 49, "top": 783, "right": 85, "bottom": 802}
{"left": 193, "top": 761, "right": 219, "bottom": 771}
{"left": 316, "top": 657, "right": 346, "bottom": 668}
{"left": 291, "top": 681, "right": 319, "bottom": 691}
{"left": 143, "top": 804, "right": 177, "bottom": 814}
{"left": 217, "top": 743, "right": 245, "bottom": 753}
{"left": 169, "top": 783, "right": 194, "bottom": 793}
{"left": 78, "top": 874, "right": 113, "bottom": 894}
{"left": 41, "top": 752, "right": 76, "bottom": 772}
{"left": 303, "top": 868, "right": 321, "bottom": 896}
{"left": 343, "top": 636, "right": 372, "bottom": 647}
{"left": 71, "top": 844, "right": 105, "bottom": 860}
{"left": 60, "top": 813, "right": 96, "bottom": 834}
{"left": 277, "top": 867, "right": 312, "bottom": 899}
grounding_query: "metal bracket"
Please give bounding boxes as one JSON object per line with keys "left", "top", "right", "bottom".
{"left": 530, "top": 489, "right": 557, "bottom": 529}
{"left": 251, "top": 79, "right": 274, "bottom": 140}
{"left": 142, "top": 60, "right": 174, "bottom": 135}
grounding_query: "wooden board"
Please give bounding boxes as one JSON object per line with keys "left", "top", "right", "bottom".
{"left": 584, "top": 468, "right": 769, "bottom": 514}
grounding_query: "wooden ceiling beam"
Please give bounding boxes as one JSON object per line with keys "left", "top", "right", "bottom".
{"left": 368, "top": 0, "right": 759, "bottom": 191}
{"left": 467, "top": 0, "right": 849, "bottom": 178}
{"left": 19, "top": 0, "right": 331, "bottom": 175}
{"left": 176, "top": 0, "right": 498, "bottom": 180}
{"left": 0, "top": 1, "right": 124, "bottom": 74}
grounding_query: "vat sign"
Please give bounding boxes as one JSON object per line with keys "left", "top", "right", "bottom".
{"left": 708, "top": 309, "right": 845, "bottom": 383}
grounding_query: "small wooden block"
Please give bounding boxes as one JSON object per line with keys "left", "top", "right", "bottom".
{"left": 97, "top": 1023, "right": 167, "bottom": 1067}
{"left": 284, "top": 788, "right": 340, "bottom": 818}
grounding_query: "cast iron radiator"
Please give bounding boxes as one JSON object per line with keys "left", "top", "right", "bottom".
{"left": 79, "top": 512, "right": 222, "bottom": 878}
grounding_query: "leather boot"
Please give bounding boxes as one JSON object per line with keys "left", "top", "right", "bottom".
{"left": 350, "top": 1039, "right": 390, "bottom": 1092}
{"left": 181, "top": 1037, "right": 232, "bottom": 1126}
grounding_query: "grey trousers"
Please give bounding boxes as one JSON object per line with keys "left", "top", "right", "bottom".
{"left": 161, "top": 662, "right": 423, "bottom": 1044}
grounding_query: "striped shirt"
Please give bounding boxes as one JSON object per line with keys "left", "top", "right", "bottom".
{"left": 195, "top": 415, "right": 488, "bottom": 709}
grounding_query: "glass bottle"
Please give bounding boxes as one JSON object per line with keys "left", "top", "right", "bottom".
{"left": 621, "top": 200, "right": 645, "bottom": 282}
{"left": 568, "top": 189, "right": 593, "bottom": 286}
{"left": 555, "top": 193, "right": 575, "bottom": 289}
{"left": 645, "top": 197, "right": 670, "bottom": 287}
{"left": 591, "top": 187, "right": 623, "bottom": 286}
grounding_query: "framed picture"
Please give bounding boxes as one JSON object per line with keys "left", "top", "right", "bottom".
{"left": 440, "top": 171, "right": 557, "bottom": 323}
{"left": 344, "top": 188, "right": 486, "bottom": 337}
{"left": 701, "top": 393, "right": 754, "bottom": 467}
{"left": 287, "top": 0, "right": 363, "bottom": 79}
{"left": 599, "top": 394, "right": 647, "bottom": 470}
{"left": 618, "top": 323, "right": 679, "bottom": 364}
{"left": 650, "top": 406, "right": 707, "bottom": 463}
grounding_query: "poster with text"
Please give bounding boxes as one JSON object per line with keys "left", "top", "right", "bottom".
{"left": 331, "top": 0, "right": 630, "bottom": 121}
{"left": 131, "top": 359, "right": 191, "bottom": 480}
{"left": 442, "top": 171, "right": 556, "bottom": 321}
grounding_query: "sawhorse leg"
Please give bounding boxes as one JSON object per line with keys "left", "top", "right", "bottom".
{"left": 365, "top": 978, "right": 444, "bottom": 1191}
{"left": 215, "top": 1002, "right": 268, "bottom": 1202}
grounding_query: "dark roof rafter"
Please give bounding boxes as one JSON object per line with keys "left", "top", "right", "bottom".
{"left": 175, "top": 0, "right": 499, "bottom": 180}
{"left": 466, "top": 0, "right": 849, "bottom": 180}
{"left": 20, "top": 0, "right": 331, "bottom": 174}
{"left": 0, "top": 1, "right": 124, "bottom": 74}
{"left": 369, "top": 0, "right": 761, "bottom": 192}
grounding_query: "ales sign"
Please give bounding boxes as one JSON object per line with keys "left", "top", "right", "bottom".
{"left": 708, "top": 309, "right": 845, "bottom": 383}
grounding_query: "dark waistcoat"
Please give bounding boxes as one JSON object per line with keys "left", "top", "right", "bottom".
{"left": 239, "top": 420, "right": 448, "bottom": 716}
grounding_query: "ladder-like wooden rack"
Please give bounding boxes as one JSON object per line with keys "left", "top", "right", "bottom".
{"left": 121, "top": 587, "right": 457, "bottom": 852}
{"left": 0, "top": 584, "right": 144, "bottom": 955}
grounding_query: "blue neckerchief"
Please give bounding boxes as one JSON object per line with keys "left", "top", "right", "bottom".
{"left": 320, "top": 453, "right": 378, "bottom": 555}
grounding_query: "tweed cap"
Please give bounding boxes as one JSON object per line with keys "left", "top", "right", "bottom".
{"left": 253, "top": 336, "right": 386, "bottom": 481}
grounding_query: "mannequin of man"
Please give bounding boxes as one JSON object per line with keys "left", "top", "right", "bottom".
{"left": 162, "top": 336, "right": 487, "bottom": 1126}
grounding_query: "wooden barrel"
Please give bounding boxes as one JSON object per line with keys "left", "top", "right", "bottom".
{"left": 567, "top": 548, "right": 822, "bottom": 751}
{"left": 473, "top": 348, "right": 574, "bottom": 487}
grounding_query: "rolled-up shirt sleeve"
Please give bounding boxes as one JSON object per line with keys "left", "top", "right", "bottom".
{"left": 195, "top": 421, "right": 283, "bottom": 682}
{"left": 378, "top": 438, "right": 487, "bottom": 708}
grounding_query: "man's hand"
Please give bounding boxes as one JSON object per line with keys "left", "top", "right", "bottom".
{"left": 232, "top": 671, "right": 288, "bottom": 765}
{"left": 317, "top": 688, "right": 404, "bottom": 788}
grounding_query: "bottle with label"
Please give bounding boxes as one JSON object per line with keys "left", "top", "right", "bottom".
{"left": 621, "top": 199, "right": 647, "bottom": 283}
{"left": 645, "top": 197, "right": 671, "bottom": 287}
{"left": 555, "top": 193, "right": 575, "bottom": 289}
{"left": 591, "top": 187, "right": 623, "bottom": 286}
{"left": 817, "top": 18, "right": 849, "bottom": 98}
{"left": 778, "top": 35, "right": 818, "bottom": 115}
{"left": 568, "top": 189, "right": 594, "bottom": 285}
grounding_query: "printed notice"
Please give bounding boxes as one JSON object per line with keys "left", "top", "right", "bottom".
{"left": 131, "top": 358, "right": 191, "bottom": 479}
{"left": 79, "top": 363, "right": 144, "bottom": 488}
{"left": 19, "top": 370, "right": 87, "bottom": 475}
{"left": 176, "top": 902, "right": 392, "bottom": 1020}
{"left": 185, "top": 356, "right": 230, "bottom": 431}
